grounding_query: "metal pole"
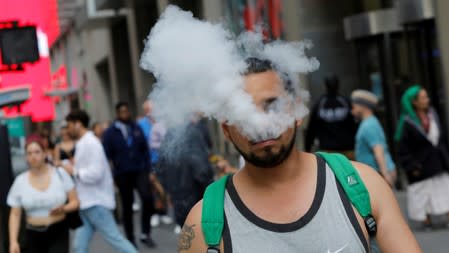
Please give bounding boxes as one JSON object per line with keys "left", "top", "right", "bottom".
{"left": 380, "top": 33, "right": 399, "bottom": 152}
{"left": 0, "top": 123, "right": 13, "bottom": 253}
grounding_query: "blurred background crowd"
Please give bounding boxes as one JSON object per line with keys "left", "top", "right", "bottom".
{"left": 2, "top": 0, "right": 449, "bottom": 252}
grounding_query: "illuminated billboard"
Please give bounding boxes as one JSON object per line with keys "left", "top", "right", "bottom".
{"left": 0, "top": 0, "right": 60, "bottom": 122}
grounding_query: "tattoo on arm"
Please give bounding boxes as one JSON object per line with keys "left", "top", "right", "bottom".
{"left": 178, "top": 224, "right": 196, "bottom": 252}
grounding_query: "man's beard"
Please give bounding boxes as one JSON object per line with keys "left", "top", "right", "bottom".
{"left": 232, "top": 128, "right": 297, "bottom": 168}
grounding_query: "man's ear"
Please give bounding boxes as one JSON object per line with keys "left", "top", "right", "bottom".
{"left": 296, "top": 119, "right": 303, "bottom": 128}
{"left": 221, "top": 123, "right": 231, "bottom": 141}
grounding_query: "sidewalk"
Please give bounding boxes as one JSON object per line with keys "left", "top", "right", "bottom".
{"left": 78, "top": 222, "right": 178, "bottom": 253}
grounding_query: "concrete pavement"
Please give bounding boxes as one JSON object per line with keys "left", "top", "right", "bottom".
{"left": 82, "top": 223, "right": 177, "bottom": 253}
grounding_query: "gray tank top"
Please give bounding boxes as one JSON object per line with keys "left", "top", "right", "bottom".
{"left": 223, "top": 156, "right": 369, "bottom": 253}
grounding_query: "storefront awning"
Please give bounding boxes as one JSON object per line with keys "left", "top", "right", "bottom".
{"left": 45, "top": 86, "right": 79, "bottom": 97}
{"left": 343, "top": 9, "right": 402, "bottom": 40}
{"left": 397, "top": 0, "right": 434, "bottom": 25}
{"left": 0, "top": 86, "right": 30, "bottom": 108}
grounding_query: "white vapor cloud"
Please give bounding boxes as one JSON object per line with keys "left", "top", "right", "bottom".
{"left": 140, "top": 5, "right": 319, "bottom": 142}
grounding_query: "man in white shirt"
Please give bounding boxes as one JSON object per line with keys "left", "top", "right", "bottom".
{"left": 64, "top": 110, "right": 137, "bottom": 253}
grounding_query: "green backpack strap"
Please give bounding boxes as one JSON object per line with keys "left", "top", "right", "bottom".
{"left": 201, "top": 174, "right": 230, "bottom": 252}
{"left": 316, "top": 152, "right": 377, "bottom": 237}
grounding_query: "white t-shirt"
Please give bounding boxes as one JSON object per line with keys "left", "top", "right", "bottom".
{"left": 7, "top": 168, "right": 74, "bottom": 217}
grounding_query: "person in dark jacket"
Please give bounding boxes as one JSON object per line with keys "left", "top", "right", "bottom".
{"left": 158, "top": 120, "right": 214, "bottom": 228}
{"left": 102, "top": 102, "right": 156, "bottom": 248}
{"left": 395, "top": 85, "right": 449, "bottom": 225}
{"left": 305, "top": 76, "right": 358, "bottom": 159}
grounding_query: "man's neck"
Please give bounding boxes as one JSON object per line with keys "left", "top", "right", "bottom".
{"left": 78, "top": 128, "right": 89, "bottom": 139}
{"left": 362, "top": 111, "right": 374, "bottom": 120}
{"left": 242, "top": 149, "right": 307, "bottom": 186}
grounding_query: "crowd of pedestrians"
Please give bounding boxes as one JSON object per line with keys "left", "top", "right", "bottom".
{"left": 354, "top": 86, "right": 449, "bottom": 228}
{"left": 4, "top": 97, "right": 218, "bottom": 252}
{"left": 306, "top": 78, "right": 449, "bottom": 229}
{"left": 5, "top": 79, "right": 449, "bottom": 252}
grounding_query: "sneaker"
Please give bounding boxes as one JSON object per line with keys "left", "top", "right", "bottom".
{"left": 174, "top": 225, "right": 182, "bottom": 234}
{"left": 151, "top": 215, "right": 160, "bottom": 227}
{"left": 140, "top": 235, "right": 156, "bottom": 248}
{"left": 161, "top": 215, "right": 173, "bottom": 225}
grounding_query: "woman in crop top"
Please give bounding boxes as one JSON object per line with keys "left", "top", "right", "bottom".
{"left": 54, "top": 126, "right": 76, "bottom": 167}
{"left": 7, "top": 138, "right": 79, "bottom": 253}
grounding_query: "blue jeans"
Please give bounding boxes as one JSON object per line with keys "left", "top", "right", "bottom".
{"left": 73, "top": 206, "right": 138, "bottom": 253}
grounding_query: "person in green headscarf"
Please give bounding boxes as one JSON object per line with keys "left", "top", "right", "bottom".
{"left": 394, "top": 85, "right": 422, "bottom": 142}
{"left": 396, "top": 85, "right": 449, "bottom": 226}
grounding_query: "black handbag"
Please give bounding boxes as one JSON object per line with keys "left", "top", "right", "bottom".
{"left": 65, "top": 209, "right": 83, "bottom": 229}
{"left": 55, "top": 168, "right": 83, "bottom": 229}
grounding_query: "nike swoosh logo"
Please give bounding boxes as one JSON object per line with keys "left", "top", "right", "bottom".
{"left": 327, "top": 243, "right": 348, "bottom": 253}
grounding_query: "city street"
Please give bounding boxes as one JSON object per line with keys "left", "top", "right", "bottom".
{"left": 80, "top": 223, "right": 177, "bottom": 253}
{"left": 85, "top": 192, "right": 449, "bottom": 253}
{"left": 3, "top": 1, "right": 449, "bottom": 253}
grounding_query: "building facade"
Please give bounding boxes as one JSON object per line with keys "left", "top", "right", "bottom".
{"left": 49, "top": 0, "right": 449, "bottom": 158}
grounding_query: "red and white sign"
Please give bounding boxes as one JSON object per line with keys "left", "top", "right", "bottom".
{"left": 0, "top": 0, "right": 60, "bottom": 121}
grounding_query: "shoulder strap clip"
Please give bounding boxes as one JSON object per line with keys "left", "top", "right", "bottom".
{"left": 207, "top": 246, "right": 220, "bottom": 253}
{"left": 364, "top": 214, "right": 377, "bottom": 237}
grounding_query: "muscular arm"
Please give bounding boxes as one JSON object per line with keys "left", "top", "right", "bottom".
{"left": 178, "top": 201, "right": 224, "bottom": 253}
{"left": 355, "top": 162, "right": 421, "bottom": 253}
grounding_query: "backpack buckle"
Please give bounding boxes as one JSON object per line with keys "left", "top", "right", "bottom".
{"left": 364, "top": 214, "right": 377, "bottom": 237}
{"left": 207, "top": 246, "right": 220, "bottom": 253}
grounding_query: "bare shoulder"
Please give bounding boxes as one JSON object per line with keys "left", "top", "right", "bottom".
{"left": 178, "top": 200, "right": 208, "bottom": 253}
{"left": 351, "top": 161, "right": 391, "bottom": 215}
{"left": 351, "top": 162, "right": 422, "bottom": 252}
{"left": 351, "top": 161, "right": 386, "bottom": 188}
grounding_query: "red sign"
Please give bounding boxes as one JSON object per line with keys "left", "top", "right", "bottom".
{"left": 0, "top": 0, "right": 60, "bottom": 121}
{"left": 50, "top": 65, "right": 68, "bottom": 90}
